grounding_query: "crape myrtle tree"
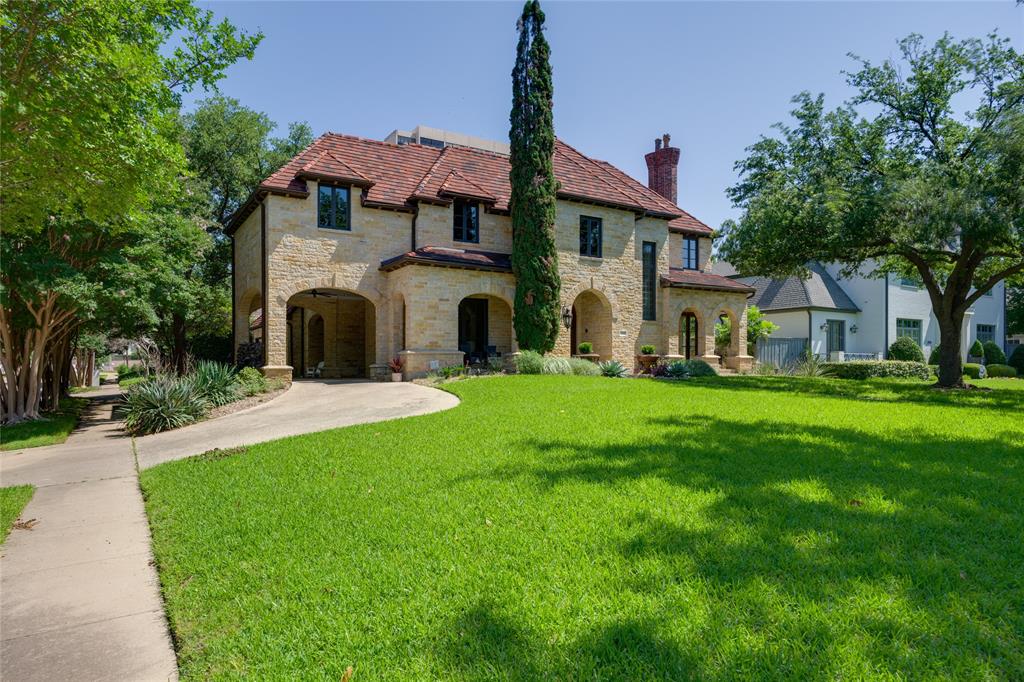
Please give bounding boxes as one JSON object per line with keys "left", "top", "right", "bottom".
{"left": 509, "top": 0, "right": 561, "bottom": 353}
{"left": 721, "top": 33, "right": 1024, "bottom": 388}
{"left": 0, "top": 0, "right": 260, "bottom": 422}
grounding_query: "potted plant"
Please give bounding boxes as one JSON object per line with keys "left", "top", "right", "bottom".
{"left": 388, "top": 356, "right": 403, "bottom": 382}
{"left": 636, "top": 344, "right": 659, "bottom": 374}
{"left": 574, "top": 342, "right": 600, "bottom": 363}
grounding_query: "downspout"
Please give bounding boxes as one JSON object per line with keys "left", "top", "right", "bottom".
{"left": 260, "top": 202, "right": 268, "bottom": 367}
{"left": 411, "top": 203, "right": 419, "bottom": 251}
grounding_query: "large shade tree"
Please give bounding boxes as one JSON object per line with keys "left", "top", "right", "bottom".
{"left": 0, "top": 0, "right": 260, "bottom": 422}
{"left": 721, "top": 33, "right": 1024, "bottom": 388}
{"left": 509, "top": 0, "right": 561, "bottom": 353}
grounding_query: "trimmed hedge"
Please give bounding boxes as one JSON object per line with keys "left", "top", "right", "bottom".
{"left": 821, "top": 360, "right": 931, "bottom": 380}
{"left": 962, "top": 363, "right": 986, "bottom": 380}
{"left": 514, "top": 350, "right": 545, "bottom": 375}
{"left": 888, "top": 336, "right": 925, "bottom": 363}
{"left": 985, "top": 364, "right": 1018, "bottom": 378}
{"left": 968, "top": 339, "right": 984, "bottom": 357}
{"left": 927, "top": 345, "right": 941, "bottom": 365}
{"left": 1009, "top": 345, "right": 1024, "bottom": 374}
{"left": 982, "top": 341, "right": 1006, "bottom": 366}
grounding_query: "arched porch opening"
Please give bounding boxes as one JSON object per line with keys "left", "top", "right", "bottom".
{"left": 680, "top": 309, "right": 702, "bottom": 359}
{"left": 570, "top": 289, "right": 613, "bottom": 360}
{"left": 244, "top": 291, "right": 262, "bottom": 342}
{"left": 714, "top": 307, "right": 741, "bottom": 361}
{"left": 286, "top": 288, "right": 376, "bottom": 378}
{"left": 458, "top": 294, "right": 514, "bottom": 365}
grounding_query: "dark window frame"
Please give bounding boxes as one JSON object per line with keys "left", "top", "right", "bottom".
{"left": 976, "top": 323, "right": 996, "bottom": 344}
{"left": 642, "top": 241, "right": 657, "bottom": 321}
{"left": 682, "top": 237, "right": 699, "bottom": 270}
{"left": 896, "top": 318, "right": 922, "bottom": 346}
{"left": 453, "top": 199, "right": 480, "bottom": 243}
{"left": 317, "top": 183, "right": 351, "bottom": 231}
{"left": 579, "top": 216, "right": 603, "bottom": 258}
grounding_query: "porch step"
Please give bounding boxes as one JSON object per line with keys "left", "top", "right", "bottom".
{"left": 713, "top": 366, "right": 738, "bottom": 376}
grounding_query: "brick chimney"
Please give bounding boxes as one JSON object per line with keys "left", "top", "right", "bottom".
{"left": 644, "top": 133, "right": 679, "bottom": 204}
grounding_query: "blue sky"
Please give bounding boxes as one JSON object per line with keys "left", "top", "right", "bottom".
{"left": 193, "top": 1, "right": 1022, "bottom": 231}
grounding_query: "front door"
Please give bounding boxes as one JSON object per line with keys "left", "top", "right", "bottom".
{"left": 458, "top": 298, "right": 489, "bottom": 362}
{"left": 681, "top": 312, "right": 698, "bottom": 359}
{"left": 826, "top": 319, "right": 845, "bottom": 356}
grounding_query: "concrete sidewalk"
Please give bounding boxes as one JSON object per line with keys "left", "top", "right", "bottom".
{"left": 1, "top": 379, "right": 457, "bottom": 681}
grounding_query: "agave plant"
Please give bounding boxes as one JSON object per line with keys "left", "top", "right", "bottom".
{"left": 791, "top": 350, "right": 830, "bottom": 377}
{"left": 122, "top": 376, "right": 211, "bottom": 435}
{"left": 599, "top": 360, "right": 628, "bottom": 378}
{"left": 191, "top": 360, "right": 240, "bottom": 407}
{"left": 665, "top": 361, "right": 690, "bottom": 379}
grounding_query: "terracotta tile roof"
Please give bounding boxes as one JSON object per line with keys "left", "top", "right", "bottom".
{"left": 228, "top": 132, "right": 715, "bottom": 233}
{"left": 379, "top": 245, "right": 512, "bottom": 273}
{"left": 667, "top": 214, "right": 713, "bottom": 236}
{"left": 661, "top": 268, "right": 755, "bottom": 294}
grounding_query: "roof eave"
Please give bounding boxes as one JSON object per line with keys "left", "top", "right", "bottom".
{"left": 379, "top": 255, "right": 512, "bottom": 274}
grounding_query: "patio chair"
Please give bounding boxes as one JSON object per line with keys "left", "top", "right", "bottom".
{"left": 305, "top": 360, "right": 325, "bottom": 378}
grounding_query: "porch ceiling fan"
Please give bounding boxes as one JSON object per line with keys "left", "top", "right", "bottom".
{"left": 307, "top": 289, "right": 336, "bottom": 299}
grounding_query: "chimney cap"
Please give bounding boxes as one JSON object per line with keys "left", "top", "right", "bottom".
{"left": 654, "top": 138, "right": 662, "bottom": 151}
{"left": 662, "top": 133, "right": 671, "bottom": 148}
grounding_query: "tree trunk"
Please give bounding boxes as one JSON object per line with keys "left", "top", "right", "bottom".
{"left": 172, "top": 312, "right": 188, "bottom": 375}
{"left": 935, "top": 306, "right": 966, "bottom": 388}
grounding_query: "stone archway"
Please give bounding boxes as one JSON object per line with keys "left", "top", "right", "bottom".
{"left": 457, "top": 294, "right": 514, "bottom": 364}
{"left": 285, "top": 288, "right": 376, "bottom": 378}
{"left": 680, "top": 308, "right": 703, "bottom": 359}
{"left": 571, "top": 289, "right": 613, "bottom": 359}
{"left": 712, "top": 306, "right": 742, "bottom": 362}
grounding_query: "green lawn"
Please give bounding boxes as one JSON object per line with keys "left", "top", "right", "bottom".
{"left": 1, "top": 485, "right": 35, "bottom": 543}
{"left": 141, "top": 376, "right": 1024, "bottom": 680}
{"left": 1, "top": 397, "right": 88, "bottom": 451}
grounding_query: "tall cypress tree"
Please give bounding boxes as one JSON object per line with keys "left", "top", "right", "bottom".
{"left": 509, "top": 0, "right": 560, "bottom": 353}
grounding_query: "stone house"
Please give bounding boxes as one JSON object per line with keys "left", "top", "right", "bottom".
{"left": 228, "top": 131, "right": 753, "bottom": 381}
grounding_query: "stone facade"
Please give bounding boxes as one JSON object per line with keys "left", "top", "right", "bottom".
{"left": 233, "top": 182, "right": 751, "bottom": 381}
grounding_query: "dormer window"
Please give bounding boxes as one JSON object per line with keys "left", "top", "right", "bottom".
{"left": 682, "top": 237, "right": 698, "bottom": 270}
{"left": 318, "top": 184, "right": 350, "bottom": 230}
{"left": 453, "top": 199, "right": 479, "bottom": 243}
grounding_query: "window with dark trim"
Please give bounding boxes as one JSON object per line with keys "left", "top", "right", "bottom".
{"left": 976, "top": 324, "right": 995, "bottom": 344}
{"left": 896, "top": 318, "right": 922, "bottom": 346}
{"left": 453, "top": 199, "right": 479, "bottom": 243}
{"left": 682, "top": 237, "right": 699, "bottom": 270}
{"left": 317, "top": 184, "right": 350, "bottom": 230}
{"left": 579, "top": 216, "right": 602, "bottom": 258}
{"left": 642, "top": 241, "right": 657, "bottom": 320}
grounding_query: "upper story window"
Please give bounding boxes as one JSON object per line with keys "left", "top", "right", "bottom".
{"left": 642, "top": 241, "right": 657, "bottom": 320}
{"left": 420, "top": 137, "right": 445, "bottom": 149}
{"left": 579, "top": 216, "right": 602, "bottom": 258}
{"left": 976, "top": 324, "right": 995, "bottom": 344}
{"left": 453, "top": 199, "right": 479, "bottom": 243}
{"left": 318, "top": 184, "right": 350, "bottom": 230}
{"left": 682, "top": 237, "right": 699, "bottom": 270}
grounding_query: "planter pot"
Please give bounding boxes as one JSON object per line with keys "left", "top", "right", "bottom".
{"left": 391, "top": 372, "right": 403, "bottom": 382}
{"left": 635, "top": 354, "right": 660, "bottom": 374}
{"left": 572, "top": 353, "right": 601, "bottom": 363}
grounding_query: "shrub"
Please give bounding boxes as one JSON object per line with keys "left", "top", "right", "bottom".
{"left": 640, "top": 344, "right": 656, "bottom": 355}
{"left": 191, "top": 360, "right": 240, "bottom": 407}
{"left": 650, "top": 363, "right": 669, "bottom": 378}
{"left": 541, "top": 357, "right": 573, "bottom": 375}
{"left": 982, "top": 341, "right": 1006, "bottom": 365}
{"left": 439, "top": 365, "right": 464, "bottom": 379}
{"left": 962, "top": 363, "right": 986, "bottom": 379}
{"left": 118, "top": 376, "right": 149, "bottom": 389}
{"left": 682, "top": 359, "right": 717, "bottom": 378}
{"left": 792, "top": 350, "right": 829, "bottom": 377}
{"left": 1009, "top": 345, "right": 1024, "bottom": 374}
{"left": 235, "top": 341, "right": 264, "bottom": 369}
{"left": 888, "top": 336, "right": 925, "bottom": 363}
{"left": 927, "top": 345, "right": 941, "bottom": 365}
{"left": 666, "top": 361, "right": 690, "bottom": 379}
{"left": 117, "top": 365, "right": 144, "bottom": 382}
{"left": 985, "top": 364, "right": 1017, "bottom": 378}
{"left": 514, "top": 350, "right": 545, "bottom": 375}
{"left": 567, "top": 358, "right": 601, "bottom": 376}
{"left": 821, "top": 361, "right": 931, "bottom": 380}
{"left": 122, "top": 376, "right": 210, "bottom": 435}
{"left": 968, "top": 339, "right": 984, "bottom": 357}
{"left": 599, "top": 360, "right": 628, "bottom": 378}
{"left": 487, "top": 357, "right": 505, "bottom": 374}
{"left": 576, "top": 342, "right": 593, "bottom": 354}
{"left": 753, "top": 362, "right": 780, "bottom": 376}
{"left": 236, "top": 367, "right": 268, "bottom": 396}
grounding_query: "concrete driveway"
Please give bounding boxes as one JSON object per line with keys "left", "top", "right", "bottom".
{"left": 0, "top": 380, "right": 458, "bottom": 681}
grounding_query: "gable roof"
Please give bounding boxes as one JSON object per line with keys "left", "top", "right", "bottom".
{"left": 736, "top": 262, "right": 860, "bottom": 312}
{"left": 227, "top": 133, "right": 715, "bottom": 234}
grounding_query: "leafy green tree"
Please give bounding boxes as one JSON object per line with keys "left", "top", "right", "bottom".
{"left": 715, "top": 305, "right": 778, "bottom": 351}
{"left": 509, "top": 0, "right": 560, "bottom": 353}
{"left": 1007, "top": 282, "right": 1024, "bottom": 336}
{"left": 721, "top": 34, "right": 1024, "bottom": 388}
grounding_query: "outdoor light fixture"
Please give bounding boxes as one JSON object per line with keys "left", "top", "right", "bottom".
{"left": 561, "top": 306, "right": 573, "bottom": 330}
{"left": 850, "top": 324, "right": 858, "bottom": 334}
{"left": 820, "top": 322, "right": 828, "bottom": 331}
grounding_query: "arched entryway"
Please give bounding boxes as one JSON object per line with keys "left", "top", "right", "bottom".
{"left": 714, "top": 307, "right": 741, "bottom": 362}
{"left": 570, "top": 289, "right": 613, "bottom": 359}
{"left": 286, "top": 288, "right": 376, "bottom": 378}
{"left": 458, "top": 294, "right": 513, "bottom": 364}
{"left": 680, "top": 309, "right": 701, "bottom": 359}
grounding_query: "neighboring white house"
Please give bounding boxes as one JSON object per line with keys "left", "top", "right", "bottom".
{"left": 712, "top": 261, "right": 1008, "bottom": 364}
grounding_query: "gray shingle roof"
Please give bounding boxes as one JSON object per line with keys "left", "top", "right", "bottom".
{"left": 734, "top": 262, "right": 860, "bottom": 312}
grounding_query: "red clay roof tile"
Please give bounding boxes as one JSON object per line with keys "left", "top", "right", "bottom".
{"left": 661, "top": 268, "right": 755, "bottom": 293}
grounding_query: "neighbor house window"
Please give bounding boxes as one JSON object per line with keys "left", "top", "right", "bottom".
{"left": 453, "top": 199, "right": 479, "bottom": 243}
{"left": 642, "top": 241, "right": 657, "bottom": 320}
{"left": 579, "top": 216, "right": 602, "bottom": 258}
{"left": 317, "top": 184, "right": 350, "bottom": 230}
{"left": 898, "top": 275, "right": 921, "bottom": 288}
{"left": 976, "top": 324, "right": 995, "bottom": 344}
{"left": 682, "top": 237, "right": 698, "bottom": 270}
{"left": 896, "top": 318, "right": 922, "bottom": 346}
